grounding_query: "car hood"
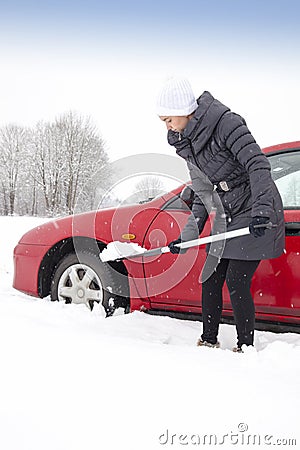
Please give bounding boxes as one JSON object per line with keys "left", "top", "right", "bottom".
{"left": 17, "top": 201, "right": 162, "bottom": 246}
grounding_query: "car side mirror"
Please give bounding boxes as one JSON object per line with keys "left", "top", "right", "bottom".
{"left": 180, "top": 186, "right": 194, "bottom": 209}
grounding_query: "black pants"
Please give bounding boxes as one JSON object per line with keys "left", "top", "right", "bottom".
{"left": 201, "top": 256, "right": 260, "bottom": 348}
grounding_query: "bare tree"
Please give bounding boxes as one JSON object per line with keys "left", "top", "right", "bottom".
{"left": 0, "top": 125, "right": 30, "bottom": 215}
{"left": 130, "top": 176, "right": 165, "bottom": 203}
{"left": 55, "top": 112, "right": 109, "bottom": 214}
{"left": 29, "top": 112, "right": 110, "bottom": 215}
{"left": 0, "top": 112, "right": 111, "bottom": 217}
{"left": 31, "top": 121, "right": 66, "bottom": 215}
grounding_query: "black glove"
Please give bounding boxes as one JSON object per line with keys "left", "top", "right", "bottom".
{"left": 249, "top": 216, "right": 270, "bottom": 238}
{"left": 168, "top": 238, "right": 188, "bottom": 254}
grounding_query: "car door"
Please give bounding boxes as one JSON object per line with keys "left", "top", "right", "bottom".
{"left": 250, "top": 149, "right": 300, "bottom": 318}
{"left": 142, "top": 188, "right": 213, "bottom": 312}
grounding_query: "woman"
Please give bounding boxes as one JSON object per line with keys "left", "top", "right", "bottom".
{"left": 156, "top": 77, "right": 285, "bottom": 352}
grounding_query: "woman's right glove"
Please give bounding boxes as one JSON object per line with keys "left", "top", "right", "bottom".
{"left": 168, "top": 238, "right": 188, "bottom": 254}
{"left": 249, "top": 216, "right": 270, "bottom": 238}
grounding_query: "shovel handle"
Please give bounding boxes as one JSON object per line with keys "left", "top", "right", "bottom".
{"left": 103, "top": 222, "right": 277, "bottom": 262}
{"left": 253, "top": 221, "right": 277, "bottom": 229}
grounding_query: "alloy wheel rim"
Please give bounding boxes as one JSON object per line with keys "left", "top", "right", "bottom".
{"left": 57, "top": 263, "right": 104, "bottom": 308}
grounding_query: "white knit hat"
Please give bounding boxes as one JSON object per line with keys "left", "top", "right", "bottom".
{"left": 156, "top": 77, "right": 198, "bottom": 116}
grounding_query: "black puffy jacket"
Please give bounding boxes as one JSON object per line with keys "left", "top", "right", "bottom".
{"left": 168, "top": 91, "right": 285, "bottom": 260}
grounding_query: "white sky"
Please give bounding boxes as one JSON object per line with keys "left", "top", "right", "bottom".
{"left": 0, "top": 6, "right": 299, "bottom": 164}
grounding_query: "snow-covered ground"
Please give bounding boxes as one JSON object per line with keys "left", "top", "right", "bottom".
{"left": 0, "top": 216, "right": 299, "bottom": 450}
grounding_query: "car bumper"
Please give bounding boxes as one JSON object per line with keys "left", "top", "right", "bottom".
{"left": 13, "top": 243, "right": 49, "bottom": 297}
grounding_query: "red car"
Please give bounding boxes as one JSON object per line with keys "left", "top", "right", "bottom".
{"left": 13, "top": 142, "right": 300, "bottom": 332}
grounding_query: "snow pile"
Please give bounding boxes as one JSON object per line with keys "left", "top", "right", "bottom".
{"left": 0, "top": 216, "right": 299, "bottom": 450}
{"left": 100, "top": 240, "right": 146, "bottom": 262}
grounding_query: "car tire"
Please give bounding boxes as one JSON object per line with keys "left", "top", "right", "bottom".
{"left": 50, "top": 251, "right": 129, "bottom": 315}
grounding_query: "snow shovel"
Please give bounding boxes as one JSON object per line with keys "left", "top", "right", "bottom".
{"left": 100, "top": 221, "right": 276, "bottom": 262}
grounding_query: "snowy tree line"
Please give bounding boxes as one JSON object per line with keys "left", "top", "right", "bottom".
{"left": 0, "top": 112, "right": 111, "bottom": 216}
{"left": 128, "top": 176, "right": 166, "bottom": 203}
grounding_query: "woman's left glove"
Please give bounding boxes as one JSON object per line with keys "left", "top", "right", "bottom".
{"left": 249, "top": 216, "right": 270, "bottom": 238}
{"left": 168, "top": 238, "right": 188, "bottom": 254}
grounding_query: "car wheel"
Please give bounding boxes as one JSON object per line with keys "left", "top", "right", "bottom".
{"left": 50, "top": 251, "right": 129, "bottom": 315}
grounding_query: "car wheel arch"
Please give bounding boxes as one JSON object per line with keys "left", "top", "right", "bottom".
{"left": 38, "top": 236, "right": 129, "bottom": 303}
